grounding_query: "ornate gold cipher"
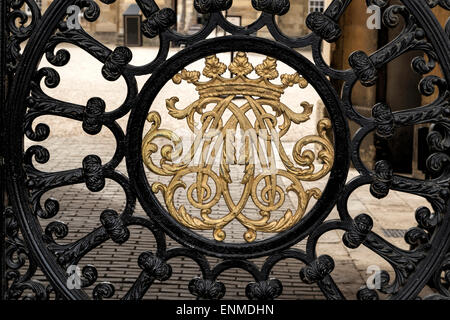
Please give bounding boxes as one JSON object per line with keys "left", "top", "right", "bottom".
{"left": 142, "top": 52, "right": 334, "bottom": 242}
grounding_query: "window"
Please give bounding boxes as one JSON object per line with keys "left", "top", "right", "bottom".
{"left": 309, "top": 0, "right": 325, "bottom": 13}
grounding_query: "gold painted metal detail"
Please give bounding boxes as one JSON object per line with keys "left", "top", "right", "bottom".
{"left": 142, "top": 52, "right": 334, "bottom": 242}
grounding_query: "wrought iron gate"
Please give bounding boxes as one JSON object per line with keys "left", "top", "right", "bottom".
{"left": 1, "top": 0, "right": 450, "bottom": 300}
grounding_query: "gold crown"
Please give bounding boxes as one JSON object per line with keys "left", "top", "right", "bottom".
{"left": 172, "top": 52, "right": 308, "bottom": 100}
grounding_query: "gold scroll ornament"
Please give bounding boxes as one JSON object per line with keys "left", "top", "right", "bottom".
{"left": 142, "top": 52, "right": 334, "bottom": 242}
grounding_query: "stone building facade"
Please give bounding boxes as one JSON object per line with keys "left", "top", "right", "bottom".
{"left": 34, "top": 0, "right": 325, "bottom": 38}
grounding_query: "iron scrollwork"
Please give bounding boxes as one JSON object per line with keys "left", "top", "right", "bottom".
{"left": 2, "top": 0, "right": 450, "bottom": 300}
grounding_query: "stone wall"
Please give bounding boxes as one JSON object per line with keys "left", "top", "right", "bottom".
{"left": 277, "top": 0, "right": 309, "bottom": 37}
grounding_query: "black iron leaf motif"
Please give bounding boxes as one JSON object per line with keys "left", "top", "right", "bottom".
{"left": 141, "top": 8, "right": 176, "bottom": 38}
{"left": 4, "top": 208, "right": 49, "bottom": 300}
{"left": 188, "top": 277, "right": 226, "bottom": 300}
{"left": 343, "top": 214, "right": 374, "bottom": 249}
{"left": 100, "top": 210, "right": 130, "bottom": 244}
{"left": 370, "top": 5, "right": 438, "bottom": 73}
{"left": 81, "top": 265, "right": 98, "bottom": 288}
{"left": 415, "top": 206, "right": 439, "bottom": 231}
{"left": 49, "top": 228, "right": 110, "bottom": 267}
{"left": 251, "top": 0, "right": 290, "bottom": 16}
{"left": 305, "top": 11, "right": 342, "bottom": 43}
{"left": 427, "top": 122, "right": 450, "bottom": 179}
{"left": 300, "top": 255, "right": 335, "bottom": 284}
{"left": 83, "top": 97, "right": 105, "bottom": 135}
{"left": 419, "top": 76, "right": 447, "bottom": 97}
{"left": 427, "top": 123, "right": 450, "bottom": 152}
{"left": 348, "top": 50, "right": 378, "bottom": 87}
{"left": 101, "top": 46, "right": 132, "bottom": 81}
{"left": 430, "top": 252, "right": 450, "bottom": 296}
{"left": 138, "top": 252, "right": 172, "bottom": 281}
{"left": 370, "top": 160, "right": 393, "bottom": 199}
{"left": 372, "top": 103, "right": 395, "bottom": 139}
{"left": 426, "top": 0, "right": 450, "bottom": 10}
{"left": 194, "top": 0, "right": 233, "bottom": 14}
{"left": 82, "top": 155, "right": 105, "bottom": 192}
{"left": 245, "top": 279, "right": 283, "bottom": 300}
{"left": 44, "top": 221, "right": 69, "bottom": 242}
{"left": 357, "top": 287, "right": 379, "bottom": 300}
{"left": 93, "top": 282, "right": 115, "bottom": 300}
{"left": 134, "top": 0, "right": 159, "bottom": 17}
{"left": 6, "top": 0, "right": 42, "bottom": 74}
{"left": 74, "top": 0, "right": 101, "bottom": 22}
{"left": 404, "top": 227, "right": 430, "bottom": 248}
{"left": 412, "top": 56, "right": 436, "bottom": 75}
{"left": 365, "top": 234, "right": 427, "bottom": 294}
{"left": 46, "top": 29, "right": 111, "bottom": 64}
{"left": 34, "top": 67, "right": 60, "bottom": 89}
{"left": 427, "top": 152, "right": 450, "bottom": 176}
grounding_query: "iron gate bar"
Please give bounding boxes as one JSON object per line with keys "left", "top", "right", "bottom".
{"left": 1, "top": 0, "right": 8, "bottom": 300}
{"left": 2, "top": 0, "right": 450, "bottom": 300}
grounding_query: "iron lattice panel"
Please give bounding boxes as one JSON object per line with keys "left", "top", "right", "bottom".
{"left": 2, "top": 0, "right": 450, "bottom": 300}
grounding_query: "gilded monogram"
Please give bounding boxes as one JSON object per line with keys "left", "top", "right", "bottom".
{"left": 142, "top": 52, "right": 334, "bottom": 242}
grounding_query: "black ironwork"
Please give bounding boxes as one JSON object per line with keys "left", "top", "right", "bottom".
{"left": 1, "top": 0, "right": 449, "bottom": 300}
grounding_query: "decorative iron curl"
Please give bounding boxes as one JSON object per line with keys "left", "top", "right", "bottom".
{"left": 245, "top": 279, "right": 283, "bottom": 300}
{"left": 102, "top": 46, "right": 132, "bottom": 81}
{"left": 74, "top": 0, "right": 100, "bottom": 22}
{"left": 370, "top": 160, "right": 393, "bottom": 199}
{"left": 4, "top": 208, "right": 49, "bottom": 300}
{"left": 188, "top": 277, "right": 226, "bottom": 300}
{"left": 100, "top": 210, "right": 130, "bottom": 245}
{"left": 251, "top": 0, "right": 290, "bottom": 16}
{"left": 306, "top": 11, "right": 341, "bottom": 43}
{"left": 357, "top": 286, "right": 379, "bottom": 300}
{"left": 426, "top": 0, "right": 450, "bottom": 10}
{"left": 429, "top": 251, "right": 450, "bottom": 297}
{"left": 141, "top": 8, "right": 176, "bottom": 38}
{"left": 415, "top": 206, "right": 439, "bottom": 231}
{"left": 194, "top": 0, "right": 232, "bottom": 14}
{"left": 6, "top": 0, "right": 42, "bottom": 74}
{"left": 372, "top": 103, "right": 395, "bottom": 139}
{"left": 348, "top": 50, "right": 378, "bottom": 87}
{"left": 44, "top": 221, "right": 69, "bottom": 243}
{"left": 343, "top": 214, "right": 373, "bottom": 249}
{"left": 83, "top": 97, "right": 105, "bottom": 135}
{"left": 82, "top": 155, "right": 105, "bottom": 192}
{"left": 80, "top": 265, "right": 98, "bottom": 288}
{"left": 93, "top": 282, "right": 115, "bottom": 300}
{"left": 138, "top": 252, "right": 172, "bottom": 281}
{"left": 300, "top": 255, "right": 335, "bottom": 284}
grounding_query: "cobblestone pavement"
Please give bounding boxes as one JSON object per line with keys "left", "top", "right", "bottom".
{"left": 26, "top": 135, "right": 435, "bottom": 300}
